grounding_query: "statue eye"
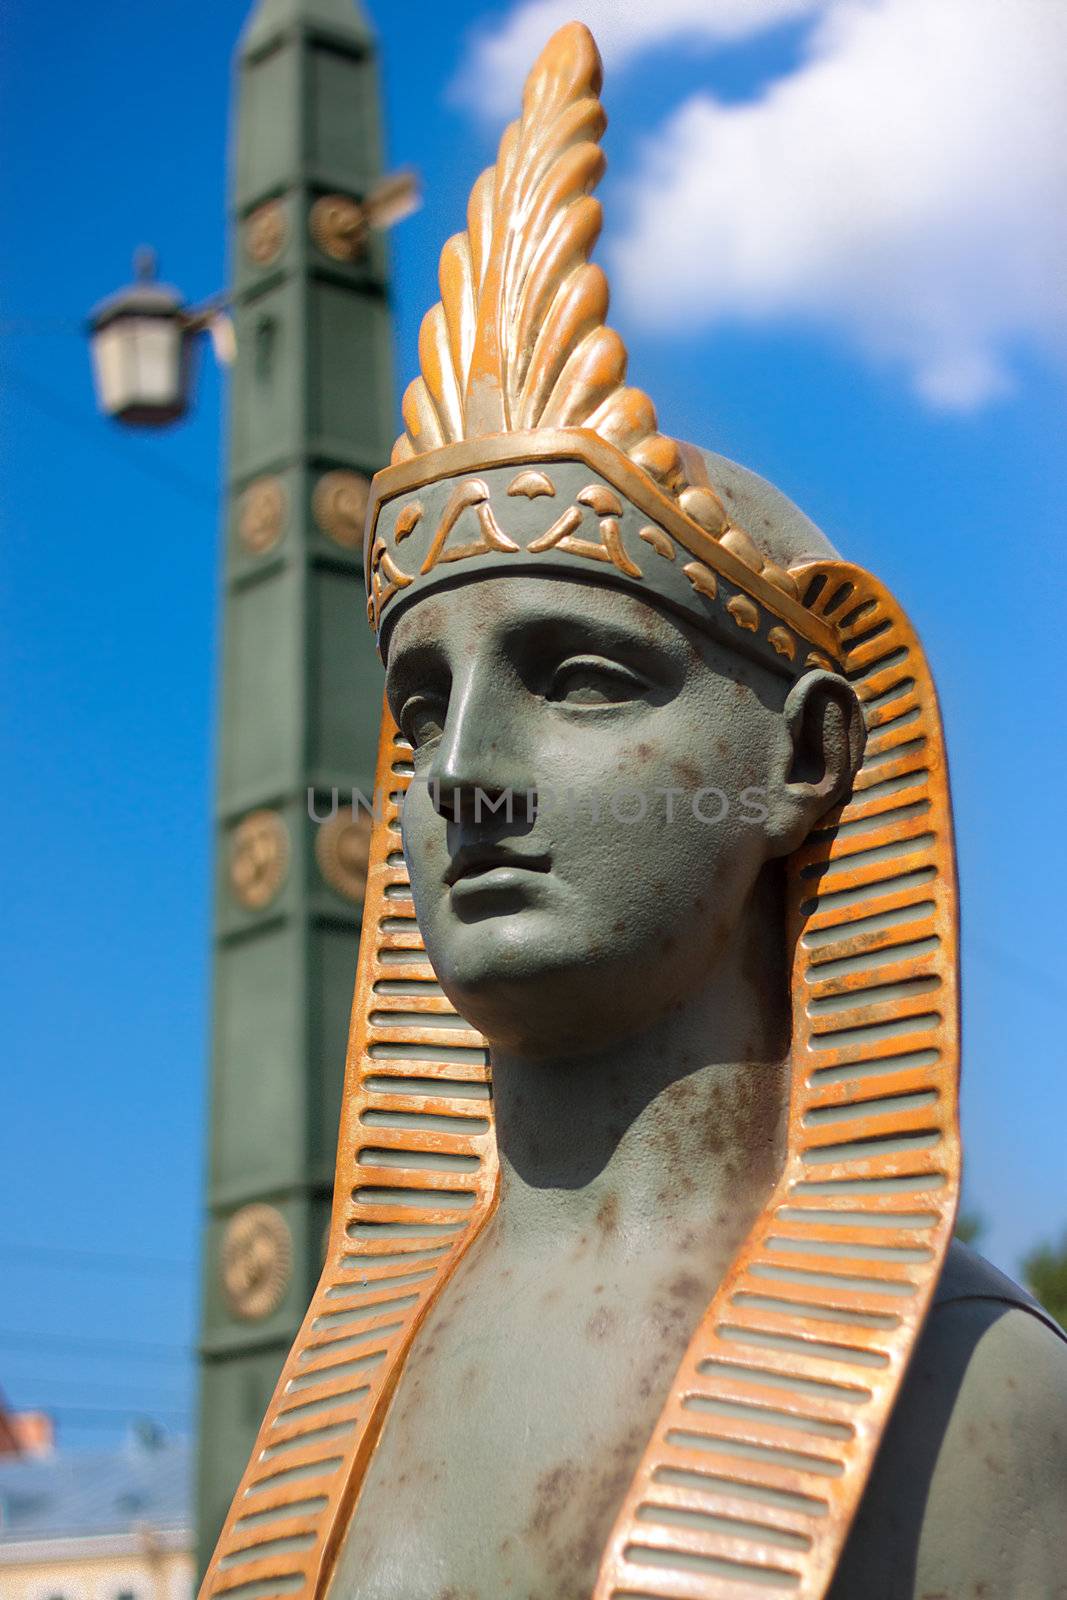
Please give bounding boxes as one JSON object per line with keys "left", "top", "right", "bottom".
{"left": 400, "top": 695, "right": 446, "bottom": 750}
{"left": 547, "top": 657, "right": 645, "bottom": 707}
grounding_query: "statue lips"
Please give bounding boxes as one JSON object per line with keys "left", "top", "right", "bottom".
{"left": 444, "top": 842, "right": 552, "bottom": 906}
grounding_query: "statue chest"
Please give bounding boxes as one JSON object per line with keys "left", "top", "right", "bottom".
{"left": 326, "top": 1223, "right": 721, "bottom": 1600}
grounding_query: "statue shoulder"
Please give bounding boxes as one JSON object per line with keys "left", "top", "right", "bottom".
{"left": 924, "top": 1239, "right": 1067, "bottom": 1459}
{"left": 829, "top": 1241, "right": 1067, "bottom": 1600}
{"left": 931, "top": 1236, "right": 1064, "bottom": 1328}
{"left": 925, "top": 1240, "right": 1067, "bottom": 1451}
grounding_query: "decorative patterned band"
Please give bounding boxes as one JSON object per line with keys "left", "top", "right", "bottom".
{"left": 364, "top": 431, "right": 841, "bottom": 672}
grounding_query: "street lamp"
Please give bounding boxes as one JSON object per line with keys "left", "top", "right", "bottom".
{"left": 89, "top": 173, "right": 419, "bottom": 431}
{"left": 87, "top": 248, "right": 209, "bottom": 428}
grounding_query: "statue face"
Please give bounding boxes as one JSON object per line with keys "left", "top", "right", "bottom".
{"left": 385, "top": 574, "right": 800, "bottom": 1055}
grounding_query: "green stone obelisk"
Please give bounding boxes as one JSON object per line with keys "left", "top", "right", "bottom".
{"left": 196, "top": 0, "right": 393, "bottom": 1568}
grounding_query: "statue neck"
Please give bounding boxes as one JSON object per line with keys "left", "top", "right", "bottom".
{"left": 487, "top": 867, "right": 790, "bottom": 1260}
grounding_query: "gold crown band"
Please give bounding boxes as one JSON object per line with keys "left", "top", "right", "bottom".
{"left": 365, "top": 431, "right": 841, "bottom": 672}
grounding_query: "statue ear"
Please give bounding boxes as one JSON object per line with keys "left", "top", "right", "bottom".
{"left": 765, "top": 669, "right": 866, "bottom": 855}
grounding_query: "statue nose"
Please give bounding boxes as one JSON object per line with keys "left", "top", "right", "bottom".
{"left": 427, "top": 676, "right": 530, "bottom": 825}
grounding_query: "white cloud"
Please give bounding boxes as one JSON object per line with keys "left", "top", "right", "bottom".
{"left": 455, "top": 0, "right": 1067, "bottom": 410}
{"left": 450, "top": 0, "right": 822, "bottom": 122}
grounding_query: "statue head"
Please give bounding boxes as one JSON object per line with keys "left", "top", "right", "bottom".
{"left": 383, "top": 543, "right": 865, "bottom": 1060}
{"left": 363, "top": 21, "right": 871, "bottom": 1057}
{"left": 203, "top": 25, "right": 963, "bottom": 1600}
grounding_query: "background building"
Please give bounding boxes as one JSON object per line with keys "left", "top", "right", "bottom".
{"left": 0, "top": 1432, "right": 192, "bottom": 1600}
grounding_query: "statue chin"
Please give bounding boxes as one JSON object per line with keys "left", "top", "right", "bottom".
{"left": 418, "top": 913, "right": 696, "bottom": 1060}
{"left": 413, "top": 857, "right": 778, "bottom": 1062}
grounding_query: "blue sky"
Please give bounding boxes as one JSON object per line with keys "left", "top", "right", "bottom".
{"left": 1, "top": 0, "right": 1064, "bottom": 1453}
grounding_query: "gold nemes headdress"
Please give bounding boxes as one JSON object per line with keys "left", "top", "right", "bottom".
{"left": 203, "top": 24, "right": 960, "bottom": 1600}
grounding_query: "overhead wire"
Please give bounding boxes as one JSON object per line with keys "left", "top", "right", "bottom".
{"left": 42, "top": 1404, "right": 192, "bottom": 1423}
{"left": 0, "top": 1243, "right": 193, "bottom": 1278}
{"left": 0, "top": 1330, "right": 192, "bottom": 1364}
{"left": 0, "top": 360, "right": 219, "bottom": 506}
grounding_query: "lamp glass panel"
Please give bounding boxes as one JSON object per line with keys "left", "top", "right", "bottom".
{"left": 129, "top": 316, "right": 185, "bottom": 406}
{"left": 91, "top": 316, "right": 185, "bottom": 417}
{"left": 91, "top": 321, "right": 134, "bottom": 415}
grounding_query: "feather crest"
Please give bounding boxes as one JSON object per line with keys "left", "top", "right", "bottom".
{"left": 384, "top": 23, "right": 802, "bottom": 602}
{"left": 390, "top": 21, "right": 689, "bottom": 494}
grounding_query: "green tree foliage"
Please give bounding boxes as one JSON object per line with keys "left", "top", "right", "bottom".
{"left": 1024, "top": 1232, "right": 1067, "bottom": 1332}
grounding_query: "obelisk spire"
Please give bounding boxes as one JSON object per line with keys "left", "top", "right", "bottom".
{"left": 195, "top": 0, "right": 395, "bottom": 1574}
{"left": 241, "top": 0, "right": 373, "bottom": 52}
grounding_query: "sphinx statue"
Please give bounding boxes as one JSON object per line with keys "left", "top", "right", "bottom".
{"left": 201, "top": 23, "right": 1067, "bottom": 1600}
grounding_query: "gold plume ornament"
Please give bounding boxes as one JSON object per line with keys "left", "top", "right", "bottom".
{"left": 389, "top": 21, "right": 799, "bottom": 603}
{"left": 361, "top": 22, "right": 819, "bottom": 661}
{"left": 395, "top": 29, "right": 631, "bottom": 454}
